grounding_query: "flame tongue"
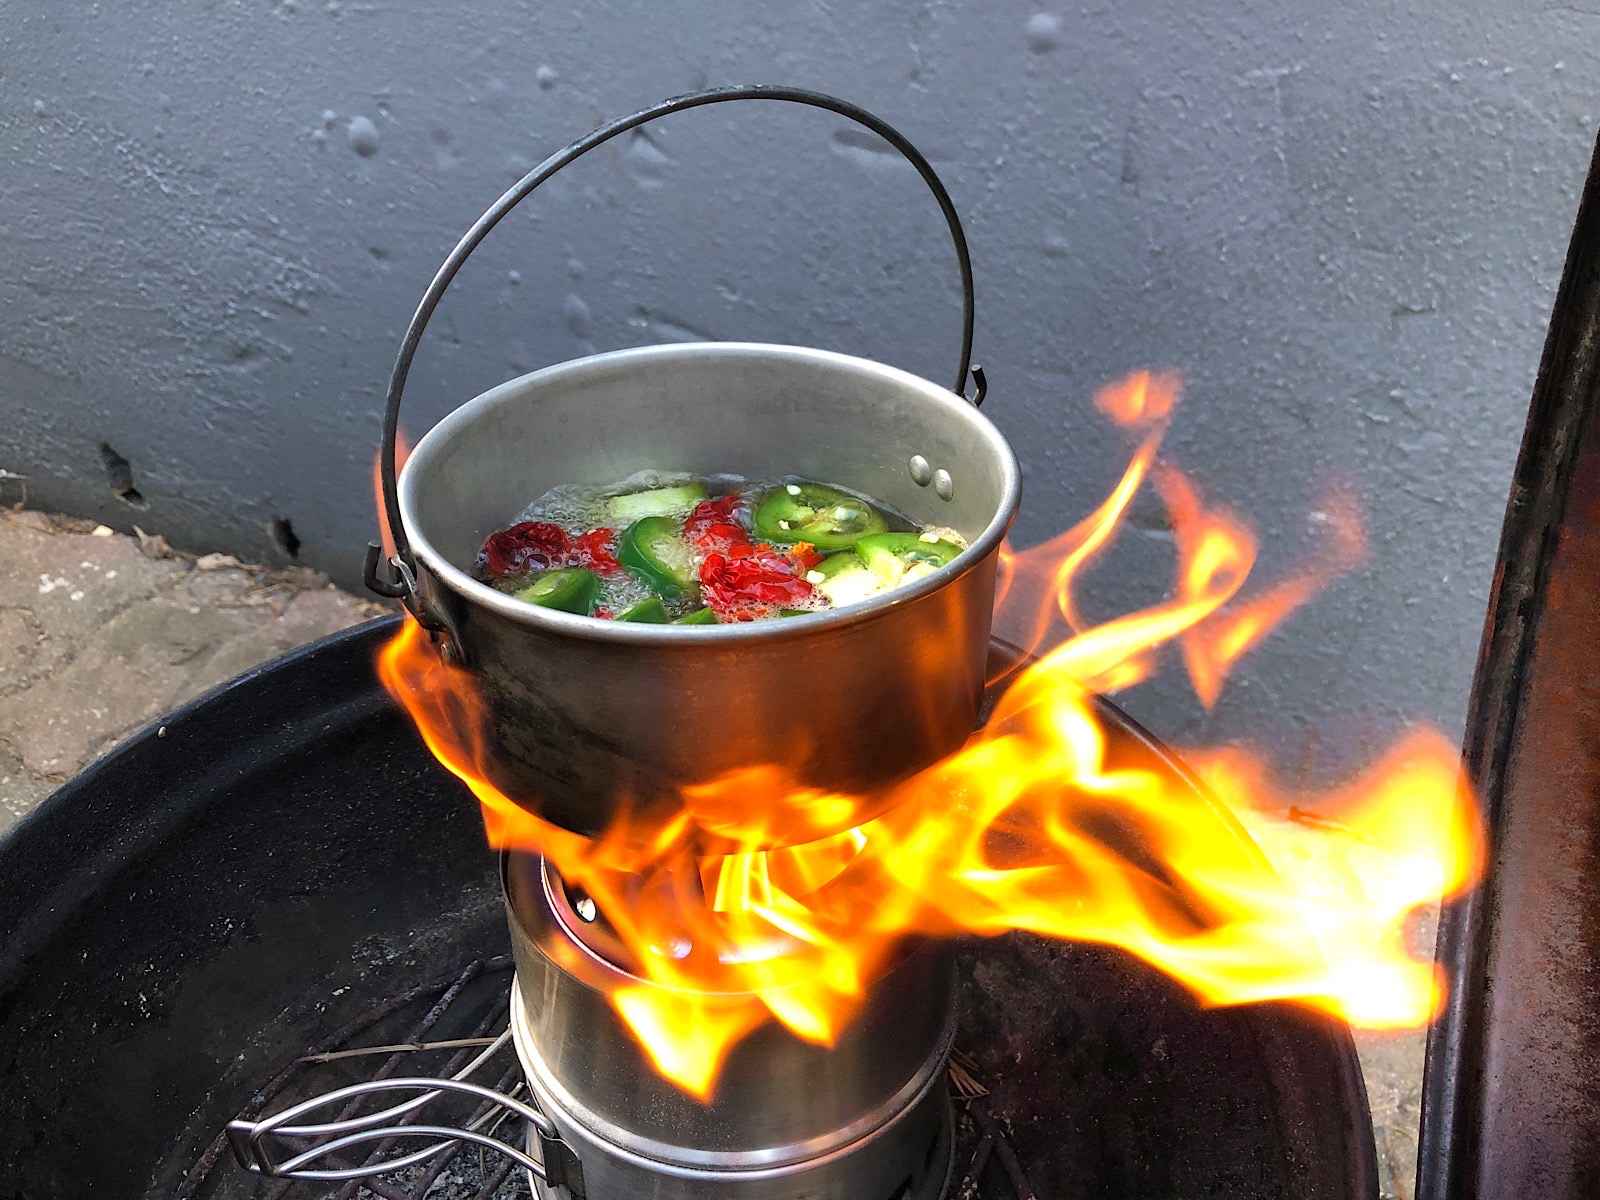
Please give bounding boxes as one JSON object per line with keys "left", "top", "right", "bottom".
{"left": 375, "top": 369, "right": 1482, "bottom": 1100}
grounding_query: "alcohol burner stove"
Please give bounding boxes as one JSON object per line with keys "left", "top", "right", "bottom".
{"left": 501, "top": 854, "right": 956, "bottom": 1200}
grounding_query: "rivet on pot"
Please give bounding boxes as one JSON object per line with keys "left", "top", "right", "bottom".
{"left": 574, "top": 894, "right": 597, "bottom": 923}
{"left": 909, "top": 454, "right": 933, "bottom": 485}
{"left": 934, "top": 468, "right": 954, "bottom": 500}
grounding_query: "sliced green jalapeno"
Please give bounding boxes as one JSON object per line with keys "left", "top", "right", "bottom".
{"left": 607, "top": 482, "right": 708, "bottom": 524}
{"left": 618, "top": 516, "right": 697, "bottom": 601}
{"left": 615, "top": 597, "right": 670, "bottom": 623}
{"left": 514, "top": 567, "right": 601, "bottom": 614}
{"left": 752, "top": 483, "right": 887, "bottom": 552}
{"left": 853, "top": 532, "right": 964, "bottom": 585}
{"left": 808, "top": 550, "right": 889, "bottom": 607}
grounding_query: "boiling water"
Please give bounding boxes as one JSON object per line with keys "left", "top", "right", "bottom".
{"left": 487, "top": 469, "right": 952, "bottom": 620}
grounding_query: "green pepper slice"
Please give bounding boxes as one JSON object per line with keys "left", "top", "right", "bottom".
{"left": 675, "top": 606, "right": 718, "bottom": 625}
{"left": 607, "top": 482, "right": 709, "bottom": 524}
{"left": 808, "top": 550, "right": 890, "bottom": 606}
{"left": 853, "top": 532, "right": 964, "bottom": 586}
{"left": 513, "top": 567, "right": 601, "bottom": 614}
{"left": 618, "top": 516, "right": 697, "bottom": 601}
{"left": 615, "top": 597, "right": 670, "bottom": 623}
{"left": 752, "top": 483, "right": 887, "bottom": 552}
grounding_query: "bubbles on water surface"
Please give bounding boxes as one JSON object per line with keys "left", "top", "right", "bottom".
{"left": 494, "top": 471, "right": 957, "bottom": 621}
{"left": 516, "top": 470, "right": 713, "bottom": 531}
{"left": 510, "top": 471, "right": 741, "bottom": 618}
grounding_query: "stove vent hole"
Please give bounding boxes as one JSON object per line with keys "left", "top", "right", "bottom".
{"left": 98, "top": 443, "right": 146, "bottom": 508}
{"left": 269, "top": 515, "right": 301, "bottom": 560}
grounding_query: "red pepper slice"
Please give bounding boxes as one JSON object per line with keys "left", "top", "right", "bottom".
{"left": 699, "top": 547, "right": 818, "bottom": 620}
{"left": 478, "top": 522, "right": 623, "bottom": 580}
{"left": 477, "top": 521, "right": 570, "bottom": 577}
{"left": 684, "top": 496, "right": 749, "bottom": 555}
{"left": 572, "top": 528, "right": 621, "bottom": 575}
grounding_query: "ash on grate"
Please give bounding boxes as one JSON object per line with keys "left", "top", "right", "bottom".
{"left": 333, "top": 1153, "right": 529, "bottom": 1200}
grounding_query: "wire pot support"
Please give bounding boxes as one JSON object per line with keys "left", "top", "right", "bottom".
{"left": 226, "top": 1056, "right": 562, "bottom": 1188}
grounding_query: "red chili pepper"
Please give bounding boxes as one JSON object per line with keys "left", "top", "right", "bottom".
{"left": 699, "top": 547, "right": 817, "bottom": 619}
{"left": 593, "top": 606, "right": 615, "bottom": 620}
{"left": 572, "top": 528, "right": 621, "bottom": 575}
{"left": 684, "top": 496, "right": 749, "bottom": 554}
{"left": 477, "top": 521, "right": 570, "bottom": 577}
{"left": 478, "top": 521, "right": 624, "bottom": 580}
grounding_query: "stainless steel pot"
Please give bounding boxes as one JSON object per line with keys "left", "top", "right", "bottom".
{"left": 370, "top": 87, "right": 1021, "bottom": 844}
{"left": 399, "top": 341, "right": 1018, "bottom": 839}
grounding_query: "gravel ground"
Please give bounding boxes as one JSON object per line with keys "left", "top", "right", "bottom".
{"left": 0, "top": 507, "right": 385, "bottom": 835}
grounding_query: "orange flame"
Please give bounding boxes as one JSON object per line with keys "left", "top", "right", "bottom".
{"left": 993, "top": 370, "right": 1177, "bottom": 658}
{"left": 375, "top": 369, "right": 1482, "bottom": 1100}
{"left": 1157, "top": 465, "right": 1367, "bottom": 707}
{"left": 374, "top": 430, "right": 414, "bottom": 561}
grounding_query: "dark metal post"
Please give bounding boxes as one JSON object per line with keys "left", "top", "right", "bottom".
{"left": 1417, "top": 130, "right": 1600, "bottom": 1200}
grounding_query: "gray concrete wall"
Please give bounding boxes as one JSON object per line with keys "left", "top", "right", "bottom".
{"left": 3, "top": 1, "right": 1596, "bottom": 767}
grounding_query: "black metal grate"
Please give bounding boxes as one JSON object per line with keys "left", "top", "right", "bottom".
{"left": 180, "top": 957, "right": 527, "bottom": 1200}
{"left": 178, "top": 953, "right": 1044, "bottom": 1200}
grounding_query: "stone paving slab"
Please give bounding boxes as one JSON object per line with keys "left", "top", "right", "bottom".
{"left": 0, "top": 508, "right": 386, "bottom": 834}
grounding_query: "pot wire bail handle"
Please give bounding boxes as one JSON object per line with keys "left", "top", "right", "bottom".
{"left": 366, "top": 83, "right": 981, "bottom": 611}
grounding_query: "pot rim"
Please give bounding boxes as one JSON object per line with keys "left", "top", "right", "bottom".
{"left": 398, "top": 341, "right": 1022, "bottom": 644}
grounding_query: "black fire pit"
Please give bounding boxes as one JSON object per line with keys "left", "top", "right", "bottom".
{"left": 0, "top": 616, "right": 1375, "bottom": 1199}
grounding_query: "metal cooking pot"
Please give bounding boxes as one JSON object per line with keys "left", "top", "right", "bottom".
{"left": 369, "top": 87, "right": 1022, "bottom": 844}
